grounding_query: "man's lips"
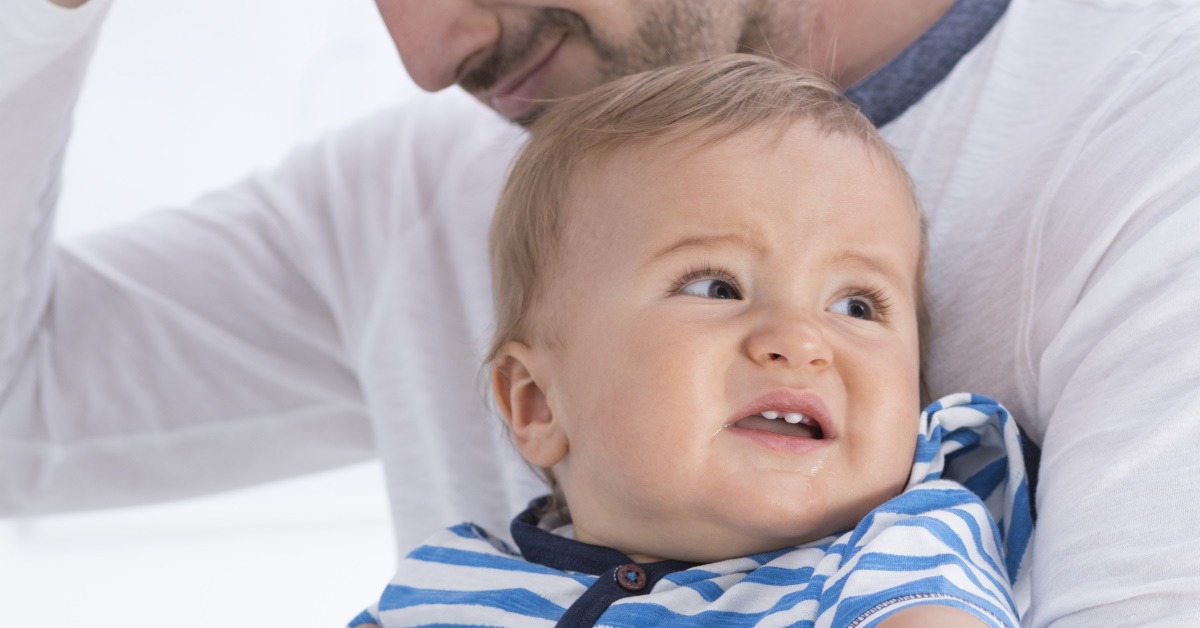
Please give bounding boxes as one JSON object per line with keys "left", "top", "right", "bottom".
{"left": 485, "top": 33, "right": 567, "bottom": 119}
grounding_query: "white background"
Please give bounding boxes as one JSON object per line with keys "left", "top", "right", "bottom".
{"left": 1, "top": 0, "right": 423, "bottom": 624}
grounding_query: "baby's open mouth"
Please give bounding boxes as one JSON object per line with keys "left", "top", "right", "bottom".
{"left": 734, "top": 411, "right": 825, "bottom": 439}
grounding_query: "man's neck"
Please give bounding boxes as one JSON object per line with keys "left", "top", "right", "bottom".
{"left": 746, "top": 0, "right": 957, "bottom": 88}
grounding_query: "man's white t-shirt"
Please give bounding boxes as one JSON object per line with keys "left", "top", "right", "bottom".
{"left": 3, "top": 0, "right": 1199, "bottom": 624}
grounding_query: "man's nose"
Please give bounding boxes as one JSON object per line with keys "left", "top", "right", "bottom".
{"left": 377, "top": 0, "right": 500, "bottom": 91}
{"left": 746, "top": 310, "right": 832, "bottom": 370}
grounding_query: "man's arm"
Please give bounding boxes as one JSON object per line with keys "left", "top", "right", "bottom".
{"left": 1021, "top": 17, "right": 1200, "bottom": 623}
{"left": 0, "top": 0, "right": 394, "bottom": 514}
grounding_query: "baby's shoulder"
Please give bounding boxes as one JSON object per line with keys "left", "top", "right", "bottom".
{"left": 845, "top": 481, "right": 998, "bottom": 554}
{"left": 813, "top": 483, "right": 1018, "bottom": 626}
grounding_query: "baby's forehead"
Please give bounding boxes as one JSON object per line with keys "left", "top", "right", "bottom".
{"left": 573, "top": 121, "right": 910, "bottom": 187}
{"left": 560, "top": 124, "right": 918, "bottom": 229}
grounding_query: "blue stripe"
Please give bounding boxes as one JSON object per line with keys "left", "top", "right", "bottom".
{"left": 943, "top": 428, "right": 982, "bottom": 453}
{"left": 598, "top": 583, "right": 825, "bottom": 627}
{"left": 661, "top": 568, "right": 724, "bottom": 586}
{"left": 838, "top": 546, "right": 1007, "bottom": 606}
{"left": 682, "top": 579, "right": 727, "bottom": 603}
{"left": 407, "top": 545, "right": 567, "bottom": 578}
{"left": 920, "top": 468, "right": 945, "bottom": 483}
{"left": 662, "top": 566, "right": 757, "bottom": 603}
{"left": 446, "top": 523, "right": 489, "bottom": 540}
{"left": 968, "top": 395, "right": 1001, "bottom": 415}
{"left": 741, "top": 564, "right": 817, "bottom": 586}
{"left": 600, "top": 607, "right": 817, "bottom": 628}
{"left": 346, "top": 609, "right": 376, "bottom": 627}
{"left": 845, "top": 487, "right": 986, "bottom": 573}
{"left": 1005, "top": 479, "right": 1033, "bottom": 582}
{"left": 747, "top": 546, "right": 797, "bottom": 565}
{"left": 822, "top": 540, "right": 851, "bottom": 559}
{"left": 849, "top": 551, "right": 989, "bottom": 575}
{"left": 875, "top": 484, "right": 980, "bottom": 516}
{"left": 913, "top": 432, "right": 941, "bottom": 463}
{"left": 962, "top": 457, "right": 1007, "bottom": 501}
{"left": 887, "top": 516, "right": 988, "bottom": 574}
{"left": 846, "top": 488, "right": 948, "bottom": 565}
{"left": 599, "top": 608, "right": 816, "bottom": 628}
{"left": 945, "top": 507, "right": 1006, "bottom": 582}
{"left": 660, "top": 564, "right": 824, "bottom": 605}
{"left": 379, "top": 584, "right": 566, "bottom": 621}
{"left": 658, "top": 567, "right": 729, "bottom": 603}
{"left": 880, "top": 519, "right": 1013, "bottom": 606}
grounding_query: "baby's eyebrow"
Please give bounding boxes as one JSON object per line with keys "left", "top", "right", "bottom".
{"left": 643, "top": 232, "right": 755, "bottom": 267}
{"left": 829, "top": 251, "right": 907, "bottom": 287}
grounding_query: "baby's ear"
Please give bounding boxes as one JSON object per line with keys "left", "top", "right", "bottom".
{"left": 491, "top": 342, "right": 568, "bottom": 468}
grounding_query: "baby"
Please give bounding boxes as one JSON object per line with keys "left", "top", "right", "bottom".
{"left": 354, "top": 55, "right": 1031, "bottom": 627}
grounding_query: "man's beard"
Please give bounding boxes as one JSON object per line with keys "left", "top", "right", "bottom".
{"left": 459, "top": 4, "right": 735, "bottom": 126}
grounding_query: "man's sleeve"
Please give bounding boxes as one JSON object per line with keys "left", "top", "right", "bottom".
{"left": 1023, "top": 18, "right": 1200, "bottom": 625}
{"left": 0, "top": 0, "right": 418, "bottom": 514}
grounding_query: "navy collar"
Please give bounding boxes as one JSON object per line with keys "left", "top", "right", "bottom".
{"left": 845, "top": 0, "right": 1010, "bottom": 126}
{"left": 510, "top": 497, "right": 697, "bottom": 576}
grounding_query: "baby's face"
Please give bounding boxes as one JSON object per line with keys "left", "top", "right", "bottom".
{"left": 537, "top": 123, "right": 922, "bottom": 563}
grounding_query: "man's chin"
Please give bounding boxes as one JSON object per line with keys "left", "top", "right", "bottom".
{"left": 510, "top": 103, "right": 550, "bottom": 128}
{"left": 471, "top": 92, "right": 549, "bottom": 128}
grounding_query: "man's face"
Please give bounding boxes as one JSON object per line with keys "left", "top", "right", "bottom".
{"left": 376, "top": 1, "right": 757, "bottom": 124}
{"left": 535, "top": 124, "right": 923, "bottom": 563}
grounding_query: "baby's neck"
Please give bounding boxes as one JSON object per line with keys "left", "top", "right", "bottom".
{"left": 573, "top": 525, "right": 665, "bottom": 563}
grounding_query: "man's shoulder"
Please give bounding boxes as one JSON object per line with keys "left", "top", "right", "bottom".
{"left": 326, "top": 87, "right": 522, "bottom": 164}
{"left": 293, "top": 86, "right": 523, "bottom": 232}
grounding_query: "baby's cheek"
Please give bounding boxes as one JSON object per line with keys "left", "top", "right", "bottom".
{"left": 854, "top": 414, "right": 918, "bottom": 484}
{"left": 854, "top": 446, "right": 913, "bottom": 516}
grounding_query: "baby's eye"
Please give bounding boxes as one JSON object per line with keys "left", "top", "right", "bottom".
{"left": 829, "top": 296, "right": 875, "bottom": 320}
{"left": 680, "top": 278, "right": 741, "bottom": 300}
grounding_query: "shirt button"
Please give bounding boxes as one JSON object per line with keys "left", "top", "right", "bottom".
{"left": 615, "top": 564, "right": 648, "bottom": 592}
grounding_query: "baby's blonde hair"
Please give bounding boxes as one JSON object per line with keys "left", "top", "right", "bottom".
{"left": 487, "top": 54, "right": 927, "bottom": 515}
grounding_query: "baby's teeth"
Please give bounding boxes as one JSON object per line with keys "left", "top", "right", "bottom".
{"left": 761, "top": 411, "right": 780, "bottom": 420}
{"left": 784, "top": 412, "right": 804, "bottom": 424}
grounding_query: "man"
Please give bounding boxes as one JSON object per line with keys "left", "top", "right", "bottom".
{"left": 3, "top": 0, "right": 1198, "bottom": 624}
